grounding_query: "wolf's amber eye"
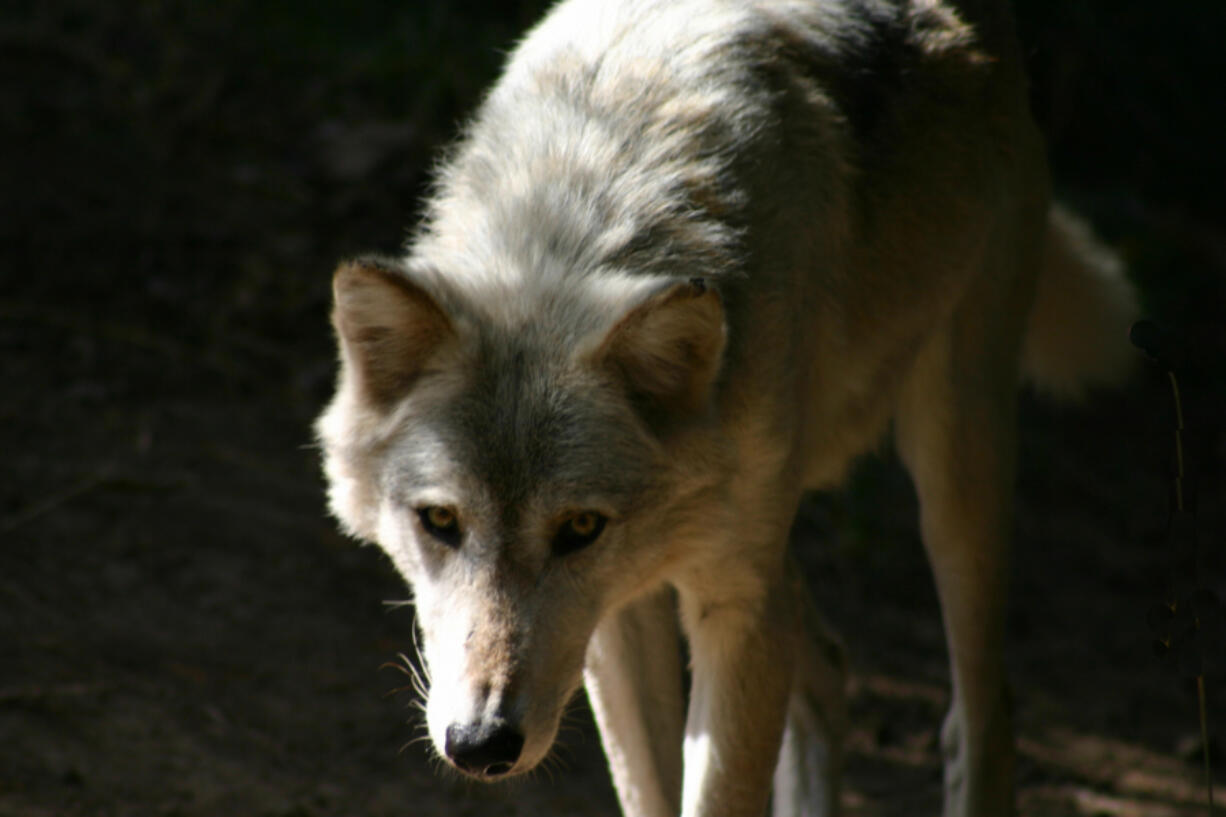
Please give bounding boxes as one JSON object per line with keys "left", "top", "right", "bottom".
{"left": 418, "top": 505, "right": 461, "bottom": 547}
{"left": 552, "top": 511, "right": 607, "bottom": 556}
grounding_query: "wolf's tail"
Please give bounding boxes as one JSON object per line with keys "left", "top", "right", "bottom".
{"left": 1020, "top": 204, "right": 1140, "bottom": 400}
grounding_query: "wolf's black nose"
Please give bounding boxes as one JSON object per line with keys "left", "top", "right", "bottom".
{"left": 444, "top": 721, "right": 525, "bottom": 777}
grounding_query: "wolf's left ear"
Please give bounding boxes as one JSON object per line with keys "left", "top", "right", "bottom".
{"left": 590, "top": 279, "right": 726, "bottom": 418}
{"left": 330, "top": 258, "right": 455, "bottom": 408}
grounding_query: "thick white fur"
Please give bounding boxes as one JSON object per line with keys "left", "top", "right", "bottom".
{"left": 316, "top": 1, "right": 1137, "bottom": 816}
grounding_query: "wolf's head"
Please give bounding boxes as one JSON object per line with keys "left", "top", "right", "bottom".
{"left": 316, "top": 258, "right": 726, "bottom": 778}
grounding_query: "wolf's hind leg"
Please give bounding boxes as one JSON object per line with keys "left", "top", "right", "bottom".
{"left": 895, "top": 302, "right": 1026, "bottom": 817}
{"left": 772, "top": 564, "right": 848, "bottom": 817}
{"left": 584, "top": 587, "right": 685, "bottom": 817}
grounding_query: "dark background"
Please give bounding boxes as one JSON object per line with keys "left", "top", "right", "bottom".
{"left": 2, "top": 1, "right": 1223, "bottom": 815}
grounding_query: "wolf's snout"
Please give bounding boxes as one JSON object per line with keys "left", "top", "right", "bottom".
{"left": 443, "top": 721, "right": 525, "bottom": 777}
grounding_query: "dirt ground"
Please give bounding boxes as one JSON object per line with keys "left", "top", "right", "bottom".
{"left": 2, "top": 2, "right": 1224, "bottom": 816}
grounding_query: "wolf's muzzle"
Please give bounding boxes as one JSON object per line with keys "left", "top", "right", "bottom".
{"left": 443, "top": 720, "right": 525, "bottom": 777}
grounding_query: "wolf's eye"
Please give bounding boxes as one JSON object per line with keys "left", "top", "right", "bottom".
{"left": 552, "top": 511, "right": 607, "bottom": 556}
{"left": 418, "top": 505, "right": 461, "bottom": 547}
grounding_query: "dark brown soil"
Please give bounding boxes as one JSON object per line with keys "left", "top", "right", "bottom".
{"left": 3, "top": 2, "right": 1223, "bottom": 815}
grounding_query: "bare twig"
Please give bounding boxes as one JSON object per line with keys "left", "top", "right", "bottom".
{"left": 0, "top": 682, "right": 106, "bottom": 704}
{"left": 0, "top": 469, "right": 112, "bottom": 534}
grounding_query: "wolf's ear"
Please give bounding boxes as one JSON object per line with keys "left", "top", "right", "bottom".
{"left": 330, "top": 259, "right": 454, "bottom": 408}
{"left": 591, "top": 279, "right": 726, "bottom": 418}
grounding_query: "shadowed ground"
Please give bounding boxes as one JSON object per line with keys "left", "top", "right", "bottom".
{"left": 2, "top": 2, "right": 1223, "bottom": 814}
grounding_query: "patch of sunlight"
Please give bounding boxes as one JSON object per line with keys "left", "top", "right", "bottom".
{"left": 1020, "top": 726, "right": 1219, "bottom": 814}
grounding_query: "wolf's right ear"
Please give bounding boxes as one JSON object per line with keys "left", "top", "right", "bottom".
{"left": 330, "top": 259, "right": 455, "bottom": 408}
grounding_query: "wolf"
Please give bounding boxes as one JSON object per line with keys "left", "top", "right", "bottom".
{"left": 315, "top": 1, "right": 1137, "bottom": 815}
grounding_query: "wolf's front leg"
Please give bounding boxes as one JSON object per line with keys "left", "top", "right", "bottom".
{"left": 772, "top": 564, "right": 848, "bottom": 817}
{"left": 677, "top": 568, "right": 797, "bottom": 817}
{"left": 585, "top": 588, "right": 686, "bottom": 817}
